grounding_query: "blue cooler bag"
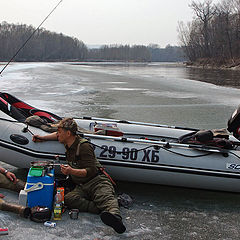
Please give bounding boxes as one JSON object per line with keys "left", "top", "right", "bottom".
{"left": 26, "top": 167, "right": 54, "bottom": 210}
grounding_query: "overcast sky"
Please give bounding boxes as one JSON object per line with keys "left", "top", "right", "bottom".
{"left": 1, "top": 0, "right": 196, "bottom": 47}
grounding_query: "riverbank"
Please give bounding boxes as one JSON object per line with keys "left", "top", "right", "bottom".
{"left": 185, "top": 58, "right": 240, "bottom": 71}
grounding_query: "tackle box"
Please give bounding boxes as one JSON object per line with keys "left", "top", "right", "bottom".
{"left": 26, "top": 167, "right": 55, "bottom": 210}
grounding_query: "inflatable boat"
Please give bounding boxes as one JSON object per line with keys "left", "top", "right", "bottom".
{"left": 1, "top": 92, "right": 240, "bottom": 192}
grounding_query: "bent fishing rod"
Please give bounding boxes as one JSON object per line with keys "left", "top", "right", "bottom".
{"left": 0, "top": 0, "right": 63, "bottom": 75}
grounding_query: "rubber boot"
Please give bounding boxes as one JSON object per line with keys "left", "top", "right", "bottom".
{"left": 100, "top": 212, "right": 126, "bottom": 234}
{"left": 0, "top": 198, "right": 30, "bottom": 218}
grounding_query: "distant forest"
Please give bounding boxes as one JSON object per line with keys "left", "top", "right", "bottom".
{"left": 89, "top": 44, "right": 185, "bottom": 62}
{"left": 178, "top": 0, "right": 240, "bottom": 66}
{"left": 0, "top": 22, "right": 185, "bottom": 62}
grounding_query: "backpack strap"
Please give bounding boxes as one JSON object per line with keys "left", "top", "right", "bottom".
{"left": 98, "top": 167, "right": 116, "bottom": 186}
{"left": 76, "top": 138, "right": 89, "bottom": 157}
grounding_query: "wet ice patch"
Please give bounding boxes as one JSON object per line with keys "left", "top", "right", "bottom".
{"left": 102, "top": 81, "right": 127, "bottom": 84}
{"left": 0, "top": 213, "right": 12, "bottom": 221}
{"left": 108, "top": 87, "right": 147, "bottom": 91}
{"left": 141, "top": 74, "right": 153, "bottom": 78}
{"left": 2, "top": 62, "right": 56, "bottom": 73}
{"left": 70, "top": 88, "right": 98, "bottom": 95}
{"left": 26, "top": 100, "right": 58, "bottom": 112}
{"left": 143, "top": 90, "right": 196, "bottom": 99}
{"left": 188, "top": 232, "right": 198, "bottom": 237}
{"left": 41, "top": 86, "right": 97, "bottom": 96}
{"left": 75, "top": 65, "right": 127, "bottom": 76}
{"left": 2, "top": 72, "right": 31, "bottom": 81}
{"left": 1, "top": 72, "right": 32, "bottom": 92}
{"left": 125, "top": 226, "right": 152, "bottom": 237}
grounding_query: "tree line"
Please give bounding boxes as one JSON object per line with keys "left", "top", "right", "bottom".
{"left": 88, "top": 44, "right": 185, "bottom": 62}
{"left": 88, "top": 44, "right": 151, "bottom": 62}
{"left": 178, "top": 0, "right": 240, "bottom": 66}
{"left": 0, "top": 22, "right": 87, "bottom": 61}
{"left": 0, "top": 22, "right": 185, "bottom": 62}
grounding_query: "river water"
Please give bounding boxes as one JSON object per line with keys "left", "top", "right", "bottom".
{"left": 1, "top": 62, "right": 240, "bottom": 240}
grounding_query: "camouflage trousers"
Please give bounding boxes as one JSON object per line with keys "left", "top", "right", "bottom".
{"left": 64, "top": 174, "right": 120, "bottom": 215}
{"left": 0, "top": 173, "right": 20, "bottom": 192}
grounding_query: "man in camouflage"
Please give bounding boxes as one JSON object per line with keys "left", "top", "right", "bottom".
{"left": 0, "top": 167, "right": 29, "bottom": 218}
{"left": 0, "top": 167, "right": 25, "bottom": 197}
{"left": 33, "top": 118, "right": 126, "bottom": 234}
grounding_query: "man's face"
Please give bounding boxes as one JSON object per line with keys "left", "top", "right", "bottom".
{"left": 57, "top": 127, "right": 69, "bottom": 144}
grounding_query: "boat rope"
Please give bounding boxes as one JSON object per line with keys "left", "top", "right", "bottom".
{"left": 229, "top": 151, "right": 240, "bottom": 160}
{"left": 161, "top": 146, "right": 213, "bottom": 158}
{"left": 0, "top": 0, "right": 63, "bottom": 75}
{"left": 90, "top": 142, "right": 214, "bottom": 158}
{"left": 0, "top": 117, "right": 18, "bottom": 123}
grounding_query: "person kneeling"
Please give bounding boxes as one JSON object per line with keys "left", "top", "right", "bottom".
{"left": 33, "top": 118, "right": 126, "bottom": 234}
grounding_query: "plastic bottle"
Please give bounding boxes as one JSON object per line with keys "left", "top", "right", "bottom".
{"left": 55, "top": 189, "right": 62, "bottom": 204}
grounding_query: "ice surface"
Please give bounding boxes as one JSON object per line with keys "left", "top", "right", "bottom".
{"left": 1, "top": 63, "right": 240, "bottom": 239}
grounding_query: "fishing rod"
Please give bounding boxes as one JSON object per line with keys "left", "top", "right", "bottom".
{"left": 0, "top": 0, "right": 63, "bottom": 75}
{"left": 80, "top": 132, "right": 231, "bottom": 155}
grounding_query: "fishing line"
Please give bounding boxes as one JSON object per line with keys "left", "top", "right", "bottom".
{"left": 0, "top": 0, "right": 63, "bottom": 75}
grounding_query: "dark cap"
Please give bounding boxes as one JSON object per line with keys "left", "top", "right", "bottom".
{"left": 57, "top": 118, "right": 78, "bottom": 134}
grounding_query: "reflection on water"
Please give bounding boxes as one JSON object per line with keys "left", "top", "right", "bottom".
{"left": 186, "top": 67, "right": 240, "bottom": 88}
{"left": 75, "top": 62, "right": 240, "bottom": 88}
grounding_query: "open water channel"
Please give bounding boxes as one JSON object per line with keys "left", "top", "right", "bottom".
{"left": 0, "top": 62, "right": 240, "bottom": 240}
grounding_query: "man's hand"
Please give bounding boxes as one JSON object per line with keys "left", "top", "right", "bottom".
{"left": 32, "top": 132, "right": 58, "bottom": 142}
{"left": 6, "top": 171, "right": 17, "bottom": 184}
{"left": 60, "top": 165, "right": 87, "bottom": 177}
{"left": 60, "top": 164, "right": 72, "bottom": 175}
{"left": 32, "top": 135, "right": 44, "bottom": 142}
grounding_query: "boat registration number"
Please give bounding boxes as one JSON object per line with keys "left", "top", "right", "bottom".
{"left": 226, "top": 163, "right": 240, "bottom": 170}
{"left": 98, "top": 145, "right": 160, "bottom": 162}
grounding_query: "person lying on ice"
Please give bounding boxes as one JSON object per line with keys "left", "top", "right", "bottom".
{"left": 0, "top": 167, "right": 30, "bottom": 217}
{"left": 32, "top": 117, "right": 126, "bottom": 234}
{"left": 0, "top": 167, "right": 25, "bottom": 197}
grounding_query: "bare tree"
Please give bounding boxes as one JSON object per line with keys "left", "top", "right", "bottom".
{"left": 189, "top": 0, "right": 217, "bottom": 57}
{"left": 178, "top": 0, "right": 240, "bottom": 66}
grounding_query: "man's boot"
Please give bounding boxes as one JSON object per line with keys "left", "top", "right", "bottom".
{"left": 0, "top": 198, "right": 30, "bottom": 218}
{"left": 100, "top": 212, "right": 126, "bottom": 234}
